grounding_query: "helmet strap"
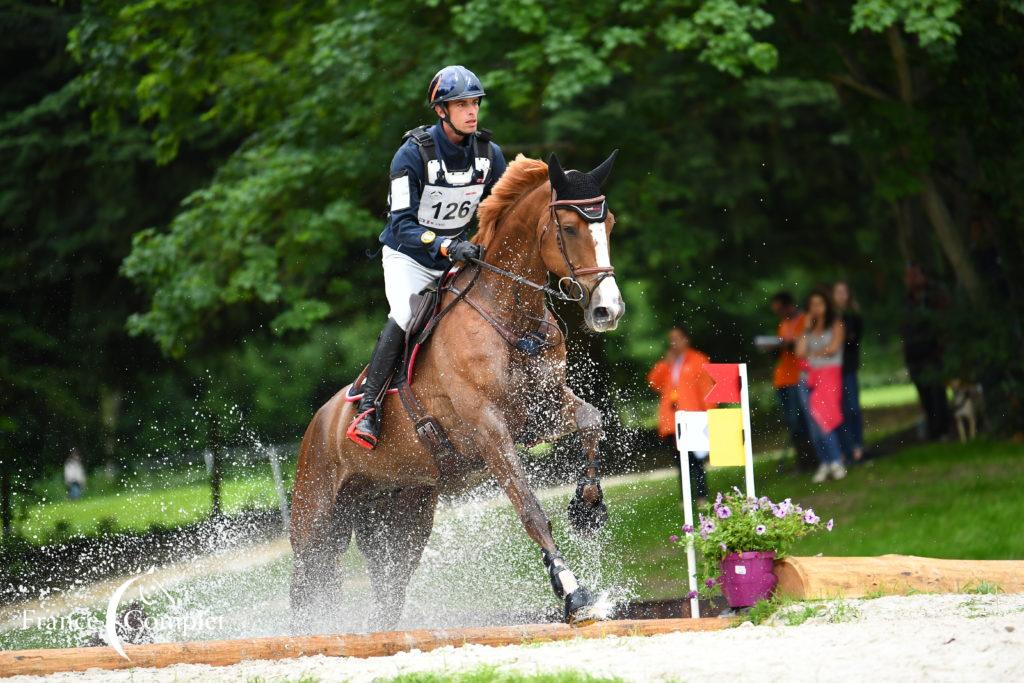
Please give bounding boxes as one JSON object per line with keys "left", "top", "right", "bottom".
{"left": 439, "top": 103, "right": 470, "bottom": 140}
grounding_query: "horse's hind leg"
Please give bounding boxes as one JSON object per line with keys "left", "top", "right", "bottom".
{"left": 354, "top": 486, "right": 438, "bottom": 631}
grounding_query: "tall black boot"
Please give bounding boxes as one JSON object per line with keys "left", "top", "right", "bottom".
{"left": 347, "top": 318, "right": 405, "bottom": 449}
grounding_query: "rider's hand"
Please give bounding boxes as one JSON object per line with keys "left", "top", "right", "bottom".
{"left": 445, "top": 239, "right": 482, "bottom": 262}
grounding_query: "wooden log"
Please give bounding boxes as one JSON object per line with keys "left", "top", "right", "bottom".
{"left": 0, "top": 617, "right": 733, "bottom": 678}
{"left": 775, "top": 554, "right": 1024, "bottom": 600}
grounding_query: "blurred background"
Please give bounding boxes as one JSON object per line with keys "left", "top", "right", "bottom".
{"left": 1, "top": 0, "right": 1022, "bottom": 645}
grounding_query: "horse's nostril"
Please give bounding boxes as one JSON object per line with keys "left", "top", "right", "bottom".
{"left": 593, "top": 306, "right": 611, "bottom": 321}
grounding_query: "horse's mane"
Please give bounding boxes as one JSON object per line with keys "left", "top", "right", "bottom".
{"left": 474, "top": 154, "right": 549, "bottom": 248}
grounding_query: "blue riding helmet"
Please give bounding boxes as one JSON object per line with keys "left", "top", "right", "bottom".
{"left": 427, "top": 65, "right": 486, "bottom": 107}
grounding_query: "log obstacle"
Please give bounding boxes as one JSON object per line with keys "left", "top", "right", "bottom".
{"left": 0, "top": 617, "right": 734, "bottom": 678}
{"left": 775, "top": 554, "right": 1024, "bottom": 599}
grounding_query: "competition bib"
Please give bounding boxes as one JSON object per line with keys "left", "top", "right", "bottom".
{"left": 417, "top": 183, "right": 484, "bottom": 233}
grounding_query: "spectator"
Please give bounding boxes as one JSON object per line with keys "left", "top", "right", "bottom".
{"left": 64, "top": 448, "right": 86, "bottom": 500}
{"left": 648, "top": 326, "right": 713, "bottom": 506}
{"left": 833, "top": 280, "right": 865, "bottom": 462}
{"left": 796, "top": 289, "right": 847, "bottom": 483}
{"left": 901, "top": 263, "right": 952, "bottom": 440}
{"left": 769, "top": 292, "right": 817, "bottom": 473}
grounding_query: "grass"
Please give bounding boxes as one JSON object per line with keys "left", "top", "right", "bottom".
{"left": 381, "top": 667, "right": 629, "bottom": 683}
{"left": 601, "top": 438, "right": 1024, "bottom": 598}
{"left": 13, "top": 461, "right": 296, "bottom": 543}
{"left": 859, "top": 383, "right": 918, "bottom": 409}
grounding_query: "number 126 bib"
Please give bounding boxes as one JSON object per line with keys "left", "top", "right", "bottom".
{"left": 417, "top": 184, "right": 485, "bottom": 234}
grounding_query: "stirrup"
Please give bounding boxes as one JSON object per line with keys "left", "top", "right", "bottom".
{"left": 346, "top": 407, "right": 378, "bottom": 450}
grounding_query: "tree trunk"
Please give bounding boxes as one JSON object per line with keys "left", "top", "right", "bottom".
{"left": 917, "top": 174, "right": 984, "bottom": 303}
{"left": 885, "top": 26, "right": 985, "bottom": 304}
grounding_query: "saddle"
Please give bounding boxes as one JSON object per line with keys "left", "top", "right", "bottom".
{"left": 346, "top": 263, "right": 563, "bottom": 461}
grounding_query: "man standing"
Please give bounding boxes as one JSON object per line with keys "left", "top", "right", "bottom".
{"left": 648, "top": 326, "right": 714, "bottom": 505}
{"left": 902, "top": 264, "right": 951, "bottom": 440}
{"left": 347, "top": 65, "right": 507, "bottom": 449}
{"left": 770, "top": 292, "right": 817, "bottom": 472}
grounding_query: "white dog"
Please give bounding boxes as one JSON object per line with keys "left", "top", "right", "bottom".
{"left": 950, "top": 380, "right": 983, "bottom": 443}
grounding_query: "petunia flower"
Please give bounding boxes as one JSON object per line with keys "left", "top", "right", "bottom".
{"left": 803, "top": 509, "right": 820, "bottom": 525}
{"left": 669, "top": 534, "right": 679, "bottom": 543}
{"left": 687, "top": 590, "right": 699, "bottom": 600}
{"left": 682, "top": 524, "right": 694, "bottom": 534}
{"left": 705, "top": 577, "right": 717, "bottom": 588}
{"left": 716, "top": 506, "right": 732, "bottom": 519}
{"left": 719, "top": 542, "right": 727, "bottom": 552}
{"left": 772, "top": 504, "right": 787, "bottom": 519}
{"left": 755, "top": 524, "right": 766, "bottom": 535}
{"left": 826, "top": 518, "right": 834, "bottom": 532}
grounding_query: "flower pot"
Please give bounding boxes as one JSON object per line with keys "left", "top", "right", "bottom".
{"left": 719, "top": 551, "right": 778, "bottom": 608}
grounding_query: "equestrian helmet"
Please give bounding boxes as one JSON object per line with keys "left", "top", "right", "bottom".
{"left": 427, "top": 65, "right": 486, "bottom": 106}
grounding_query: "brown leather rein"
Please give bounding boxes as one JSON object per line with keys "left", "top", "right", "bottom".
{"left": 545, "top": 192, "right": 616, "bottom": 306}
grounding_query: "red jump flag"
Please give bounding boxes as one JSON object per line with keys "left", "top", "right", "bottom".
{"left": 703, "top": 363, "right": 741, "bottom": 404}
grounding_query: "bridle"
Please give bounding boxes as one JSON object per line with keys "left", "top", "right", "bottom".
{"left": 544, "top": 190, "right": 616, "bottom": 307}
{"left": 465, "top": 188, "right": 616, "bottom": 308}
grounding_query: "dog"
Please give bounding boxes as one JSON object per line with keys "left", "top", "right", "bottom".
{"left": 949, "top": 379, "right": 983, "bottom": 443}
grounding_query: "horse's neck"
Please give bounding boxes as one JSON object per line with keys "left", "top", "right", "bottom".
{"left": 476, "top": 190, "right": 548, "bottom": 316}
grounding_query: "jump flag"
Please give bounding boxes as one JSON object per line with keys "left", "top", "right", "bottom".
{"left": 707, "top": 408, "right": 745, "bottom": 467}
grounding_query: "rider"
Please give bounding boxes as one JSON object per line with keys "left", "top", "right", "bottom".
{"left": 347, "top": 65, "right": 508, "bottom": 450}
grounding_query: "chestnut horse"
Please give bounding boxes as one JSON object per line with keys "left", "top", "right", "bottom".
{"left": 289, "top": 152, "right": 624, "bottom": 628}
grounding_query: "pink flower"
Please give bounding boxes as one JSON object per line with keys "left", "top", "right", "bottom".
{"left": 669, "top": 534, "right": 679, "bottom": 543}
{"left": 826, "top": 518, "right": 834, "bottom": 532}
{"left": 682, "top": 524, "right": 694, "bottom": 534}
{"left": 803, "top": 509, "right": 820, "bottom": 525}
{"left": 687, "top": 590, "right": 698, "bottom": 600}
{"left": 772, "top": 504, "right": 787, "bottom": 519}
{"left": 716, "top": 506, "right": 732, "bottom": 519}
{"left": 705, "top": 577, "right": 717, "bottom": 588}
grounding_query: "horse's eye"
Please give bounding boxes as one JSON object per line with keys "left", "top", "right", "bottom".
{"left": 564, "top": 225, "right": 578, "bottom": 236}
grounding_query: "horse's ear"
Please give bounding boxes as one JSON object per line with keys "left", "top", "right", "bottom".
{"left": 548, "top": 153, "right": 568, "bottom": 196}
{"left": 589, "top": 149, "right": 619, "bottom": 187}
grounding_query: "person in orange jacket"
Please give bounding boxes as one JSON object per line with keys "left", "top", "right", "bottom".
{"left": 648, "top": 326, "right": 714, "bottom": 504}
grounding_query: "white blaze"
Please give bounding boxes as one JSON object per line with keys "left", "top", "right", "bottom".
{"left": 588, "top": 223, "right": 623, "bottom": 314}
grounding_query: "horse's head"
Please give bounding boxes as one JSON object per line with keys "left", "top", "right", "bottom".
{"left": 542, "top": 151, "right": 626, "bottom": 332}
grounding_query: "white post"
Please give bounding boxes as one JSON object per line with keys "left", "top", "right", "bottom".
{"left": 739, "top": 363, "right": 756, "bottom": 499}
{"left": 675, "top": 411, "right": 700, "bottom": 620}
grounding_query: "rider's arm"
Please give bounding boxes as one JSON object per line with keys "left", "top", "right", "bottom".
{"left": 387, "top": 145, "right": 446, "bottom": 259}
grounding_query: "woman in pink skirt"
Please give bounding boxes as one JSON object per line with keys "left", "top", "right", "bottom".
{"left": 796, "top": 289, "right": 847, "bottom": 483}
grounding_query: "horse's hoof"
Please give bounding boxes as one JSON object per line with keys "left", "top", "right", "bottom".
{"left": 567, "top": 497, "right": 608, "bottom": 535}
{"left": 564, "top": 587, "right": 603, "bottom": 626}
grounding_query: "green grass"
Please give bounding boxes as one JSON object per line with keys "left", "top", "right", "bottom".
{"left": 381, "top": 667, "right": 628, "bottom": 683}
{"left": 15, "top": 463, "right": 295, "bottom": 543}
{"left": 859, "top": 383, "right": 918, "bottom": 409}
{"left": 601, "top": 439, "right": 1024, "bottom": 598}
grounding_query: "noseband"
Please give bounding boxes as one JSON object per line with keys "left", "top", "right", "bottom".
{"left": 546, "top": 191, "right": 616, "bottom": 307}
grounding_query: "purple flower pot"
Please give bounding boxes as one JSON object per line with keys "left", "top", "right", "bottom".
{"left": 719, "top": 551, "right": 778, "bottom": 608}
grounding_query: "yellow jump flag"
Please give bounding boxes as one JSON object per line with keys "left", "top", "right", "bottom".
{"left": 707, "top": 407, "right": 745, "bottom": 467}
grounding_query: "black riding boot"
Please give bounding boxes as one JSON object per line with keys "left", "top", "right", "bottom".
{"left": 347, "top": 318, "right": 405, "bottom": 449}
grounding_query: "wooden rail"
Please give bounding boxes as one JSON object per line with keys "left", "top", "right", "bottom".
{"left": 0, "top": 617, "right": 734, "bottom": 677}
{"left": 775, "top": 554, "right": 1024, "bottom": 599}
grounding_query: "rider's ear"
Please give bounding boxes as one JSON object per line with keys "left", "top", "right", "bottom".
{"left": 548, "top": 153, "right": 569, "bottom": 196}
{"left": 589, "top": 149, "right": 619, "bottom": 187}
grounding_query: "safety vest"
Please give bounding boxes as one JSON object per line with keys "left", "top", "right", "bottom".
{"left": 401, "top": 125, "right": 494, "bottom": 236}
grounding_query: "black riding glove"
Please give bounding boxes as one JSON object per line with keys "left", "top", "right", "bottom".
{"left": 446, "top": 239, "right": 482, "bottom": 263}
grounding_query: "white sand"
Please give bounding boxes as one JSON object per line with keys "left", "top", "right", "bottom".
{"left": 8, "top": 593, "right": 1024, "bottom": 682}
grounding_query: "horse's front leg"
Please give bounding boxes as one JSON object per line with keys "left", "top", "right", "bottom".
{"left": 469, "top": 402, "right": 602, "bottom": 624}
{"left": 560, "top": 388, "right": 608, "bottom": 534}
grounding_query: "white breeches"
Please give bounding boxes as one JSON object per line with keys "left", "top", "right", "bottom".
{"left": 382, "top": 246, "right": 445, "bottom": 331}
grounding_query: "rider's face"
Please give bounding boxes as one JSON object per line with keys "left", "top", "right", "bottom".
{"left": 436, "top": 98, "right": 480, "bottom": 135}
